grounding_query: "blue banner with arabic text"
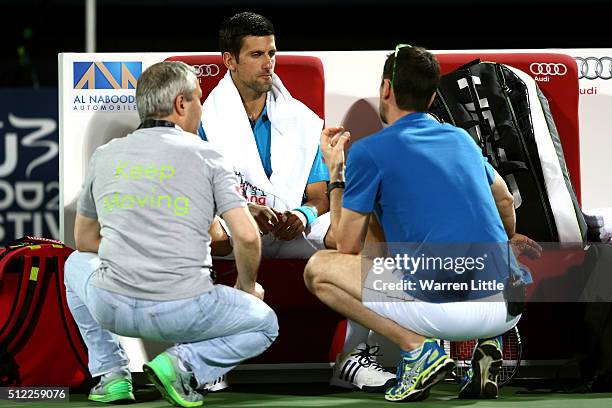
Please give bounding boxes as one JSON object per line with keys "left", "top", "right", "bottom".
{"left": 0, "top": 89, "right": 59, "bottom": 245}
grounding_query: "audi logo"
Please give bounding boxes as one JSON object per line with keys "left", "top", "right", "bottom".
{"left": 575, "top": 57, "right": 612, "bottom": 80}
{"left": 192, "top": 64, "right": 221, "bottom": 77}
{"left": 529, "top": 63, "right": 568, "bottom": 76}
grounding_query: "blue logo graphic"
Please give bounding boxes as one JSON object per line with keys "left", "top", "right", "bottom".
{"left": 73, "top": 62, "right": 142, "bottom": 89}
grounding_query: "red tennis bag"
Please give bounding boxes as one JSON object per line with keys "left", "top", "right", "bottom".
{"left": 0, "top": 236, "right": 90, "bottom": 388}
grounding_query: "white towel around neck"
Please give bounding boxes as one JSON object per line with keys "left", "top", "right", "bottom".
{"left": 201, "top": 71, "right": 323, "bottom": 211}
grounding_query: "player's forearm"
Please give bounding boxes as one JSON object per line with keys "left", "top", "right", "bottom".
{"left": 329, "top": 187, "right": 344, "bottom": 237}
{"left": 233, "top": 236, "right": 261, "bottom": 290}
{"left": 75, "top": 236, "right": 100, "bottom": 253}
{"left": 497, "top": 200, "right": 516, "bottom": 239}
{"left": 490, "top": 170, "right": 516, "bottom": 238}
{"left": 328, "top": 165, "right": 347, "bottom": 249}
{"left": 302, "top": 195, "right": 329, "bottom": 217}
{"left": 74, "top": 214, "right": 101, "bottom": 253}
{"left": 302, "top": 181, "right": 330, "bottom": 218}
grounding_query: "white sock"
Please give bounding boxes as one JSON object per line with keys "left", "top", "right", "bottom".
{"left": 168, "top": 349, "right": 191, "bottom": 372}
{"left": 102, "top": 367, "right": 130, "bottom": 379}
{"left": 341, "top": 320, "right": 370, "bottom": 354}
{"left": 176, "top": 356, "right": 190, "bottom": 372}
{"left": 402, "top": 344, "right": 423, "bottom": 360}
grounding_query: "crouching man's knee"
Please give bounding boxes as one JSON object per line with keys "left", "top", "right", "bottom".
{"left": 266, "top": 307, "right": 279, "bottom": 343}
{"left": 258, "top": 303, "right": 279, "bottom": 346}
{"left": 304, "top": 250, "right": 332, "bottom": 294}
{"left": 64, "top": 250, "right": 98, "bottom": 287}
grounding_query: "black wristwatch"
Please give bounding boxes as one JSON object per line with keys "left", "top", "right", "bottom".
{"left": 327, "top": 181, "right": 346, "bottom": 197}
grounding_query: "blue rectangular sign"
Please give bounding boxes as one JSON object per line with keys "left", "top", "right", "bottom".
{"left": 0, "top": 89, "right": 59, "bottom": 245}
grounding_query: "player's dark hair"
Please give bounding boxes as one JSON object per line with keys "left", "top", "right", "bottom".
{"left": 382, "top": 46, "right": 440, "bottom": 112}
{"left": 219, "top": 12, "right": 275, "bottom": 63}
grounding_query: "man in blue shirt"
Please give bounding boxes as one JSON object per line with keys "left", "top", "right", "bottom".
{"left": 305, "top": 46, "right": 540, "bottom": 401}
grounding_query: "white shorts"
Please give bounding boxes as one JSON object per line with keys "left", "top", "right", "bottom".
{"left": 362, "top": 265, "right": 520, "bottom": 341}
{"left": 217, "top": 212, "right": 330, "bottom": 260}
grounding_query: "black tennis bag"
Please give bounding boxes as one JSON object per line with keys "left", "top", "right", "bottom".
{"left": 429, "top": 60, "right": 586, "bottom": 243}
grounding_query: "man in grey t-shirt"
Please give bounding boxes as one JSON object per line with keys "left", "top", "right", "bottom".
{"left": 64, "top": 61, "right": 278, "bottom": 407}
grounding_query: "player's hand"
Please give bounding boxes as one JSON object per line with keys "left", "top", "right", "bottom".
{"left": 235, "top": 280, "right": 265, "bottom": 300}
{"left": 510, "top": 233, "right": 542, "bottom": 259}
{"left": 272, "top": 210, "right": 306, "bottom": 241}
{"left": 320, "top": 126, "right": 351, "bottom": 178}
{"left": 252, "top": 282, "right": 265, "bottom": 300}
{"left": 248, "top": 203, "right": 283, "bottom": 235}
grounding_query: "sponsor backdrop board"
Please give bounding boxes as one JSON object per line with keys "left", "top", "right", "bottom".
{"left": 1, "top": 89, "right": 59, "bottom": 245}
{"left": 58, "top": 49, "right": 612, "bottom": 369}
{"left": 60, "top": 50, "right": 612, "bottom": 247}
{"left": 569, "top": 49, "right": 612, "bottom": 211}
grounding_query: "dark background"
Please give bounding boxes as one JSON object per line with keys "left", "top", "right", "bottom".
{"left": 0, "top": 0, "right": 608, "bottom": 88}
{"left": 0, "top": 0, "right": 607, "bottom": 245}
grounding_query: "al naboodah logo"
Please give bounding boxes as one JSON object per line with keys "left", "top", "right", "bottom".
{"left": 72, "top": 61, "right": 141, "bottom": 112}
{"left": 73, "top": 62, "right": 142, "bottom": 89}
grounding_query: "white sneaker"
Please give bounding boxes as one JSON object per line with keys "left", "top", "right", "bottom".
{"left": 330, "top": 343, "right": 397, "bottom": 392}
{"left": 202, "top": 374, "right": 229, "bottom": 392}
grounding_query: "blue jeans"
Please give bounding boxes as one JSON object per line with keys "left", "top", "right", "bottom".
{"left": 64, "top": 251, "right": 278, "bottom": 386}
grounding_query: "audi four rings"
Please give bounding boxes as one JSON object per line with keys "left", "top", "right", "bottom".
{"left": 529, "top": 63, "right": 568, "bottom": 76}
{"left": 192, "top": 58, "right": 611, "bottom": 80}
{"left": 575, "top": 57, "right": 612, "bottom": 80}
{"left": 193, "top": 64, "right": 221, "bottom": 77}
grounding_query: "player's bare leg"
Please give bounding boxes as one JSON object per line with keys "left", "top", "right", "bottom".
{"left": 304, "top": 250, "right": 425, "bottom": 352}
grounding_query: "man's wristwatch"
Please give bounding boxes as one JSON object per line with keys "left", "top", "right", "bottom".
{"left": 327, "top": 181, "right": 346, "bottom": 196}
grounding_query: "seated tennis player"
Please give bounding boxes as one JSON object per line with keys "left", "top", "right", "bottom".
{"left": 202, "top": 12, "right": 395, "bottom": 391}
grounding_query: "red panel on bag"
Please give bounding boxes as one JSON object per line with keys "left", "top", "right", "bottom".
{"left": 0, "top": 242, "right": 90, "bottom": 388}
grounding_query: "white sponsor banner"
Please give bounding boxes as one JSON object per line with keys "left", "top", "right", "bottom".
{"left": 563, "top": 49, "right": 612, "bottom": 211}
{"left": 59, "top": 49, "right": 612, "bottom": 243}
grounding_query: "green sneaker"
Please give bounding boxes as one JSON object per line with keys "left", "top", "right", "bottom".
{"left": 458, "top": 336, "right": 503, "bottom": 399}
{"left": 385, "top": 339, "right": 456, "bottom": 402}
{"left": 88, "top": 369, "right": 135, "bottom": 403}
{"left": 143, "top": 352, "right": 204, "bottom": 407}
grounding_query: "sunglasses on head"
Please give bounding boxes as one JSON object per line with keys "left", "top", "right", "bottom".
{"left": 391, "top": 43, "right": 412, "bottom": 90}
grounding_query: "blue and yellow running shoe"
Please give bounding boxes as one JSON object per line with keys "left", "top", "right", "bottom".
{"left": 88, "top": 368, "right": 135, "bottom": 403}
{"left": 385, "top": 339, "right": 456, "bottom": 402}
{"left": 458, "top": 335, "right": 503, "bottom": 399}
{"left": 143, "top": 352, "right": 204, "bottom": 407}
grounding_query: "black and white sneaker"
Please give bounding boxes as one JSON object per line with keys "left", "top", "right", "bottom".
{"left": 202, "top": 374, "right": 229, "bottom": 392}
{"left": 458, "top": 336, "right": 503, "bottom": 399}
{"left": 330, "top": 343, "right": 397, "bottom": 392}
